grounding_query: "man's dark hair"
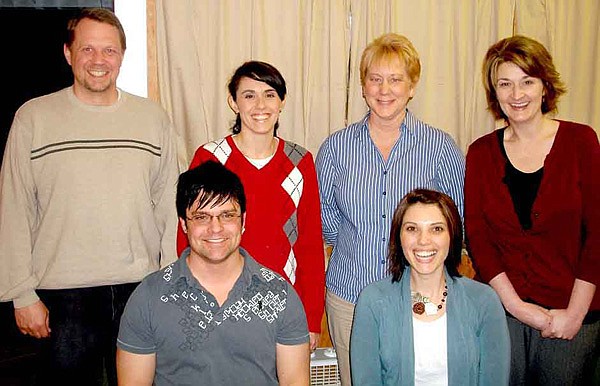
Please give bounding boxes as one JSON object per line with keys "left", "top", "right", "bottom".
{"left": 176, "top": 161, "right": 246, "bottom": 219}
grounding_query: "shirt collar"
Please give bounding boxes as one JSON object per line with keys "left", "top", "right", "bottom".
{"left": 357, "top": 109, "right": 416, "bottom": 139}
{"left": 173, "top": 247, "right": 262, "bottom": 291}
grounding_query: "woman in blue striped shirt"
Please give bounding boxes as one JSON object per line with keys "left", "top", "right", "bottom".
{"left": 315, "top": 33, "right": 465, "bottom": 385}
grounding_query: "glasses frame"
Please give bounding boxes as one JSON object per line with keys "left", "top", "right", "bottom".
{"left": 186, "top": 211, "right": 242, "bottom": 226}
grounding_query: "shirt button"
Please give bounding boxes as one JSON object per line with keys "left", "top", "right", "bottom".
{"left": 382, "top": 237, "right": 386, "bottom": 241}
{"left": 383, "top": 171, "right": 388, "bottom": 175}
{"left": 533, "top": 212, "right": 539, "bottom": 218}
{"left": 382, "top": 214, "right": 386, "bottom": 218}
{"left": 382, "top": 191, "right": 387, "bottom": 196}
{"left": 381, "top": 260, "right": 385, "bottom": 264}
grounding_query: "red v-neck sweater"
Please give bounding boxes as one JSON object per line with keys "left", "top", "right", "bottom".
{"left": 177, "top": 135, "right": 325, "bottom": 332}
{"left": 465, "top": 120, "right": 600, "bottom": 311}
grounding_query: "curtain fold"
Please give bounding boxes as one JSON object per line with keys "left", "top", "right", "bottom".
{"left": 156, "top": 0, "right": 348, "bottom": 165}
{"left": 515, "top": 0, "right": 600, "bottom": 132}
{"left": 347, "top": 0, "right": 515, "bottom": 149}
{"left": 155, "top": 0, "right": 600, "bottom": 164}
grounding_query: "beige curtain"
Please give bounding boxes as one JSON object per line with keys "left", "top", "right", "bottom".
{"left": 156, "top": 0, "right": 349, "bottom": 167}
{"left": 346, "top": 0, "right": 515, "bottom": 150}
{"left": 515, "top": 0, "right": 600, "bottom": 133}
{"left": 155, "top": 0, "right": 600, "bottom": 165}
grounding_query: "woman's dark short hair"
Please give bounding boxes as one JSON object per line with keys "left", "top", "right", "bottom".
{"left": 176, "top": 161, "right": 246, "bottom": 219}
{"left": 482, "top": 35, "right": 566, "bottom": 121}
{"left": 66, "top": 8, "right": 126, "bottom": 51}
{"left": 227, "top": 61, "right": 287, "bottom": 135}
{"left": 388, "top": 189, "right": 462, "bottom": 282}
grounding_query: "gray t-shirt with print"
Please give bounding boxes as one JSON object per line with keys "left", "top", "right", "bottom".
{"left": 117, "top": 248, "right": 309, "bottom": 385}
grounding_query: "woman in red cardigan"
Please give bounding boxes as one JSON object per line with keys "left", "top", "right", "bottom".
{"left": 465, "top": 35, "right": 599, "bottom": 385}
{"left": 177, "top": 61, "right": 325, "bottom": 350}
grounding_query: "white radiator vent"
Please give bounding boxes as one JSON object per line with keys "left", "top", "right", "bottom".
{"left": 310, "top": 347, "right": 341, "bottom": 385}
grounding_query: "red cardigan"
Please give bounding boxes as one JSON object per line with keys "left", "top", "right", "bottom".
{"left": 465, "top": 120, "right": 600, "bottom": 311}
{"left": 177, "top": 135, "right": 325, "bottom": 332}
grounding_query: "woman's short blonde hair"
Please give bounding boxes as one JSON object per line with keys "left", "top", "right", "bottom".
{"left": 482, "top": 35, "right": 567, "bottom": 120}
{"left": 360, "top": 33, "right": 421, "bottom": 85}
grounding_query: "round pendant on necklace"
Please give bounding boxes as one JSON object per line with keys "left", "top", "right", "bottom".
{"left": 412, "top": 302, "right": 425, "bottom": 315}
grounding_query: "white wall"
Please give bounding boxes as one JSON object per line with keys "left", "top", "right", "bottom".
{"left": 115, "top": 0, "right": 147, "bottom": 97}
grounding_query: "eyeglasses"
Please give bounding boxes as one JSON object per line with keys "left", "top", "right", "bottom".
{"left": 186, "top": 211, "right": 241, "bottom": 226}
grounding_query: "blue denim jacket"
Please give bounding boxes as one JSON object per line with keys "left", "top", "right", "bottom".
{"left": 351, "top": 268, "right": 510, "bottom": 385}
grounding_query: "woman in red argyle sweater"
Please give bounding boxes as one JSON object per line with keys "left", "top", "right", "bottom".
{"left": 177, "top": 61, "right": 325, "bottom": 350}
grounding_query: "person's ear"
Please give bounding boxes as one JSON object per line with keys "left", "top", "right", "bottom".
{"left": 179, "top": 217, "right": 188, "bottom": 234}
{"left": 408, "top": 82, "right": 416, "bottom": 99}
{"left": 227, "top": 95, "right": 239, "bottom": 114}
{"left": 64, "top": 44, "right": 73, "bottom": 66}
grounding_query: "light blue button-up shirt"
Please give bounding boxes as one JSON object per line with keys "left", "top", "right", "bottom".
{"left": 315, "top": 110, "right": 465, "bottom": 303}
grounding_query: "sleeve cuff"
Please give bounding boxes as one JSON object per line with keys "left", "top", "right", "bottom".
{"left": 13, "top": 290, "right": 40, "bottom": 309}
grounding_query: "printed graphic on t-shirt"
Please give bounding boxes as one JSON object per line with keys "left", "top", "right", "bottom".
{"left": 159, "top": 266, "right": 288, "bottom": 351}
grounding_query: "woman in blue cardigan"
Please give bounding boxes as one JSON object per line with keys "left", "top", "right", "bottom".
{"left": 351, "top": 189, "right": 510, "bottom": 385}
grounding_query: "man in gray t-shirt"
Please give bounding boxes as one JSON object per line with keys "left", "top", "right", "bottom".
{"left": 116, "top": 161, "right": 310, "bottom": 385}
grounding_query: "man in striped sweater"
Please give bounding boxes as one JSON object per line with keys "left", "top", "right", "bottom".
{"left": 0, "top": 8, "right": 178, "bottom": 385}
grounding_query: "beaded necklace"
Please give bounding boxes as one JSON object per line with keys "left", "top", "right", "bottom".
{"left": 411, "top": 285, "right": 448, "bottom": 316}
